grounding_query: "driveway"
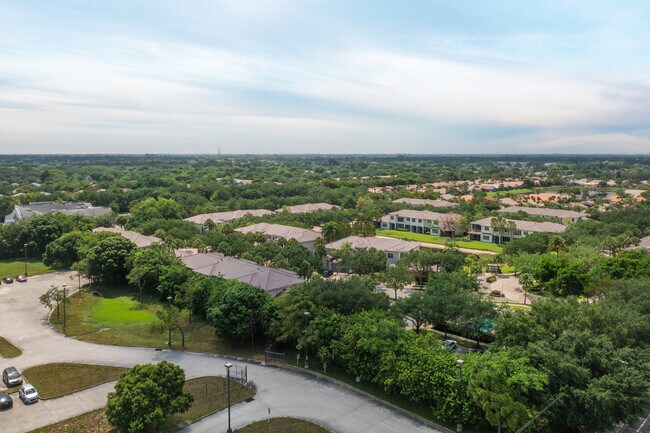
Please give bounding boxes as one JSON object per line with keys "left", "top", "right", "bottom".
{"left": 477, "top": 274, "right": 541, "bottom": 305}
{"left": 0, "top": 272, "right": 442, "bottom": 433}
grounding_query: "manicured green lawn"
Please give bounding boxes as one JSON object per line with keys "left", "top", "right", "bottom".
{"left": 377, "top": 229, "right": 503, "bottom": 253}
{"left": 486, "top": 188, "right": 534, "bottom": 196}
{"left": 51, "top": 288, "right": 265, "bottom": 357}
{"left": 236, "top": 418, "right": 330, "bottom": 433}
{"left": 0, "top": 336, "right": 22, "bottom": 358}
{"left": 23, "top": 363, "right": 128, "bottom": 399}
{"left": 91, "top": 296, "right": 157, "bottom": 325}
{"left": 27, "top": 376, "right": 253, "bottom": 433}
{"left": 0, "top": 259, "right": 54, "bottom": 277}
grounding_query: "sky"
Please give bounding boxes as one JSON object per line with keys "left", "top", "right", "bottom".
{"left": 1, "top": 0, "right": 649, "bottom": 154}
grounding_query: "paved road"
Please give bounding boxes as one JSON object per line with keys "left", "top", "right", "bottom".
{"left": 0, "top": 272, "right": 441, "bottom": 433}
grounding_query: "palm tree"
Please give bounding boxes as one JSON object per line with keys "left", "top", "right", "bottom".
{"left": 548, "top": 237, "right": 568, "bottom": 255}
{"left": 322, "top": 222, "right": 338, "bottom": 243}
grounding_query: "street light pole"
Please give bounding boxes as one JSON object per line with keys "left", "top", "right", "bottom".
{"left": 166, "top": 294, "right": 173, "bottom": 348}
{"left": 23, "top": 243, "right": 28, "bottom": 276}
{"left": 225, "top": 362, "right": 233, "bottom": 433}
{"left": 456, "top": 359, "right": 464, "bottom": 432}
{"left": 62, "top": 284, "right": 67, "bottom": 336}
{"left": 303, "top": 311, "right": 310, "bottom": 369}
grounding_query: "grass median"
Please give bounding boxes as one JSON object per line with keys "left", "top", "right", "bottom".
{"left": 23, "top": 363, "right": 128, "bottom": 399}
{"left": 27, "top": 376, "right": 253, "bottom": 433}
{"left": 0, "top": 336, "right": 22, "bottom": 358}
{"left": 377, "top": 229, "right": 503, "bottom": 253}
{"left": 236, "top": 418, "right": 330, "bottom": 432}
{"left": 50, "top": 287, "right": 266, "bottom": 357}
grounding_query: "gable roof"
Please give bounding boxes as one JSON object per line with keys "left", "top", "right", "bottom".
{"left": 8, "top": 201, "right": 111, "bottom": 222}
{"left": 234, "top": 223, "right": 320, "bottom": 243}
{"left": 470, "top": 217, "right": 567, "bottom": 234}
{"left": 184, "top": 209, "right": 274, "bottom": 225}
{"left": 326, "top": 236, "right": 420, "bottom": 253}
{"left": 276, "top": 203, "right": 339, "bottom": 214}
{"left": 93, "top": 226, "right": 162, "bottom": 248}
{"left": 498, "top": 206, "right": 587, "bottom": 220}
{"left": 181, "top": 252, "right": 304, "bottom": 296}
{"left": 392, "top": 198, "right": 458, "bottom": 208}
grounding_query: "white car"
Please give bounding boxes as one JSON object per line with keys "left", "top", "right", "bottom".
{"left": 442, "top": 339, "right": 458, "bottom": 350}
{"left": 18, "top": 385, "right": 39, "bottom": 404}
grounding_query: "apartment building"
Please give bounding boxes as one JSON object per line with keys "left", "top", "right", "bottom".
{"left": 469, "top": 217, "right": 566, "bottom": 244}
{"left": 380, "top": 209, "right": 464, "bottom": 237}
{"left": 325, "top": 236, "right": 420, "bottom": 267}
{"left": 234, "top": 223, "right": 320, "bottom": 252}
{"left": 498, "top": 206, "right": 587, "bottom": 223}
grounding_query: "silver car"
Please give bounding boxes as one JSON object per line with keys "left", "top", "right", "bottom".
{"left": 2, "top": 367, "right": 22, "bottom": 387}
{"left": 19, "top": 385, "right": 39, "bottom": 404}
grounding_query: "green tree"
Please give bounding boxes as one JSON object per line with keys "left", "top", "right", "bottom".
{"left": 150, "top": 304, "right": 185, "bottom": 347}
{"left": 207, "top": 282, "right": 277, "bottom": 343}
{"left": 382, "top": 263, "right": 412, "bottom": 300}
{"left": 394, "top": 292, "right": 431, "bottom": 333}
{"left": 467, "top": 351, "right": 548, "bottom": 433}
{"left": 106, "top": 361, "right": 193, "bottom": 433}
{"left": 85, "top": 235, "right": 137, "bottom": 284}
{"left": 336, "top": 244, "right": 386, "bottom": 275}
{"left": 127, "top": 244, "right": 176, "bottom": 296}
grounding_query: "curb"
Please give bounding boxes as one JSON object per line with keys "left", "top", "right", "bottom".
{"left": 269, "top": 361, "right": 455, "bottom": 433}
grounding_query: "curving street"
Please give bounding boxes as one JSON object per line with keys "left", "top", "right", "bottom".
{"left": 0, "top": 272, "right": 441, "bottom": 433}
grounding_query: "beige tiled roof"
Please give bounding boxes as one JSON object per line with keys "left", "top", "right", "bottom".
{"left": 93, "top": 226, "right": 161, "bottom": 248}
{"left": 234, "top": 223, "right": 320, "bottom": 243}
{"left": 326, "top": 236, "right": 420, "bottom": 253}
{"left": 276, "top": 203, "right": 339, "bottom": 214}
{"left": 470, "top": 217, "right": 566, "bottom": 234}
{"left": 393, "top": 198, "right": 458, "bottom": 208}
{"left": 498, "top": 206, "right": 587, "bottom": 220}
{"left": 181, "top": 252, "right": 304, "bottom": 296}
{"left": 383, "top": 209, "right": 462, "bottom": 223}
{"left": 184, "top": 209, "right": 274, "bottom": 225}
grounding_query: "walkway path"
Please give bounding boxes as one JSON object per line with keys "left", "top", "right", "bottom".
{"left": 0, "top": 272, "right": 440, "bottom": 433}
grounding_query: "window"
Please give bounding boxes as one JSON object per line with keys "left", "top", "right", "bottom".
{"left": 387, "top": 252, "right": 394, "bottom": 259}
{"left": 433, "top": 220, "right": 439, "bottom": 225}
{"left": 482, "top": 235, "right": 491, "bottom": 241}
{"left": 513, "top": 230, "right": 522, "bottom": 236}
{"left": 418, "top": 219, "right": 422, "bottom": 223}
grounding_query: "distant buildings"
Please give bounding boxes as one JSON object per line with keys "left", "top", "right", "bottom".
{"left": 5, "top": 202, "right": 112, "bottom": 224}
{"left": 469, "top": 217, "right": 566, "bottom": 244}
{"left": 325, "top": 235, "right": 420, "bottom": 267}
{"left": 234, "top": 223, "right": 320, "bottom": 252}
{"left": 92, "top": 226, "right": 162, "bottom": 248}
{"left": 181, "top": 252, "right": 304, "bottom": 297}
{"left": 497, "top": 206, "right": 587, "bottom": 223}
{"left": 380, "top": 210, "right": 464, "bottom": 237}
{"left": 392, "top": 198, "right": 458, "bottom": 208}
{"left": 276, "top": 203, "right": 339, "bottom": 214}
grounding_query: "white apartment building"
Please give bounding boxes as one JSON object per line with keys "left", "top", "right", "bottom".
{"left": 380, "top": 210, "right": 464, "bottom": 237}
{"left": 468, "top": 217, "right": 566, "bottom": 244}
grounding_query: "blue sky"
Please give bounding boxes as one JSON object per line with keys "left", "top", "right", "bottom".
{"left": 1, "top": 0, "right": 649, "bottom": 154}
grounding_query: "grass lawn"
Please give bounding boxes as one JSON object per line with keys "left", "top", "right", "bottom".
{"left": 51, "top": 287, "right": 265, "bottom": 358}
{"left": 0, "top": 336, "right": 22, "bottom": 358}
{"left": 0, "top": 259, "right": 54, "bottom": 277}
{"left": 23, "top": 363, "right": 128, "bottom": 399}
{"left": 236, "top": 418, "right": 330, "bottom": 433}
{"left": 486, "top": 188, "right": 534, "bottom": 196}
{"left": 27, "top": 376, "right": 253, "bottom": 433}
{"left": 377, "top": 229, "right": 503, "bottom": 253}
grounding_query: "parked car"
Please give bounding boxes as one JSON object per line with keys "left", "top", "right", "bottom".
{"left": 490, "top": 289, "right": 503, "bottom": 297}
{"left": 442, "top": 339, "right": 458, "bottom": 350}
{"left": 2, "top": 367, "right": 23, "bottom": 387}
{"left": 16, "top": 275, "right": 27, "bottom": 283}
{"left": 0, "top": 392, "right": 13, "bottom": 409}
{"left": 2, "top": 277, "right": 13, "bottom": 284}
{"left": 2, "top": 367, "right": 23, "bottom": 388}
{"left": 18, "top": 385, "right": 39, "bottom": 404}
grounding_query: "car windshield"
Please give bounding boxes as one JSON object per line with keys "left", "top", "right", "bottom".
{"left": 25, "top": 388, "right": 36, "bottom": 395}
{"left": 8, "top": 372, "right": 20, "bottom": 379}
